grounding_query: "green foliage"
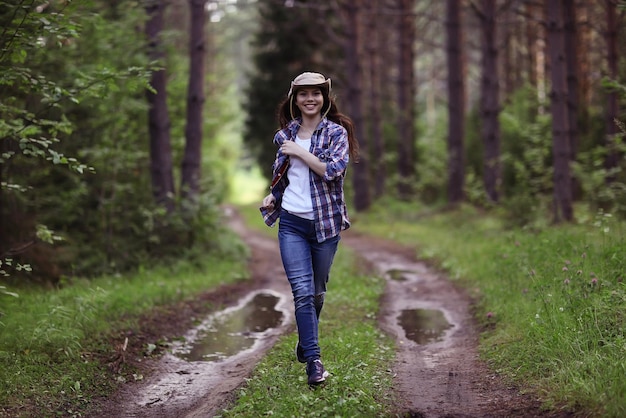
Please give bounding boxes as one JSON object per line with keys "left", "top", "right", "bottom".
{"left": 0, "top": 1, "right": 157, "bottom": 281}
{"left": 498, "top": 87, "right": 553, "bottom": 226}
{"left": 573, "top": 138, "right": 626, "bottom": 217}
{"left": 1, "top": 0, "right": 241, "bottom": 282}
{"left": 414, "top": 102, "right": 448, "bottom": 204}
{"left": 573, "top": 77, "right": 626, "bottom": 218}
{"left": 356, "top": 201, "right": 626, "bottom": 417}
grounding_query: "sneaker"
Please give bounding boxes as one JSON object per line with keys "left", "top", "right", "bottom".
{"left": 306, "top": 359, "right": 329, "bottom": 386}
{"left": 295, "top": 341, "right": 306, "bottom": 363}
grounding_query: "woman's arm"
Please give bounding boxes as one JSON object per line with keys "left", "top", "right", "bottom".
{"left": 280, "top": 140, "right": 327, "bottom": 177}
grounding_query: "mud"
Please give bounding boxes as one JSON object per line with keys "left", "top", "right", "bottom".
{"left": 90, "top": 209, "right": 565, "bottom": 418}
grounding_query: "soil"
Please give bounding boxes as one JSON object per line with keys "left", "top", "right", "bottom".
{"left": 89, "top": 208, "right": 573, "bottom": 418}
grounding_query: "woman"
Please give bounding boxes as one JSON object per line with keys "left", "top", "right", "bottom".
{"left": 260, "top": 72, "right": 359, "bottom": 386}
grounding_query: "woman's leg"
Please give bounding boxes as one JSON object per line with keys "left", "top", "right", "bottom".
{"left": 278, "top": 212, "right": 320, "bottom": 361}
{"left": 311, "top": 234, "right": 340, "bottom": 319}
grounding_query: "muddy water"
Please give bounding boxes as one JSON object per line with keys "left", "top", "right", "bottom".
{"left": 398, "top": 308, "right": 454, "bottom": 345}
{"left": 387, "top": 268, "right": 455, "bottom": 344}
{"left": 378, "top": 259, "right": 459, "bottom": 352}
{"left": 119, "top": 287, "right": 294, "bottom": 418}
{"left": 172, "top": 292, "right": 284, "bottom": 362}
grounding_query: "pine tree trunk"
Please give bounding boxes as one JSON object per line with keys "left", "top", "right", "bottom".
{"left": 446, "top": 0, "right": 465, "bottom": 204}
{"left": 577, "top": 2, "right": 591, "bottom": 109}
{"left": 479, "top": 0, "right": 501, "bottom": 203}
{"left": 545, "top": 0, "right": 573, "bottom": 222}
{"left": 525, "top": 2, "right": 539, "bottom": 91}
{"left": 341, "top": 1, "right": 371, "bottom": 212}
{"left": 397, "top": 0, "right": 416, "bottom": 199}
{"left": 145, "top": 0, "right": 175, "bottom": 213}
{"left": 604, "top": 0, "right": 619, "bottom": 178}
{"left": 365, "top": 0, "right": 385, "bottom": 199}
{"left": 181, "top": 0, "right": 206, "bottom": 203}
{"left": 501, "top": 5, "right": 513, "bottom": 97}
{"left": 563, "top": 0, "right": 579, "bottom": 164}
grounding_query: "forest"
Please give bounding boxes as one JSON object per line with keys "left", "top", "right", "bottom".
{"left": 1, "top": 0, "right": 625, "bottom": 416}
{"left": 1, "top": 0, "right": 625, "bottom": 283}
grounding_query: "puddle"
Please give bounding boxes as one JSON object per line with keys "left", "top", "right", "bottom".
{"left": 398, "top": 308, "right": 454, "bottom": 345}
{"left": 386, "top": 269, "right": 411, "bottom": 281}
{"left": 173, "top": 292, "right": 285, "bottom": 362}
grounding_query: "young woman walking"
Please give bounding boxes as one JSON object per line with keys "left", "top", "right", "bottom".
{"left": 260, "top": 72, "right": 359, "bottom": 385}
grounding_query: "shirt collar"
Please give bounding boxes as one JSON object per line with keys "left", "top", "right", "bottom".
{"left": 287, "top": 117, "right": 328, "bottom": 137}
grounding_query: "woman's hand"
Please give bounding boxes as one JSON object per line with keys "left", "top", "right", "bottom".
{"left": 281, "top": 141, "right": 327, "bottom": 177}
{"left": 262, "top": 193, "right": 276, "bottom": 209}
{"left": 280, "top": 141, "right": 300, "bottom": 157}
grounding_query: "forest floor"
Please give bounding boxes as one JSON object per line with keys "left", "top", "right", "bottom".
{"left": 89, "top": 208, "right": 571, "bottom": 418}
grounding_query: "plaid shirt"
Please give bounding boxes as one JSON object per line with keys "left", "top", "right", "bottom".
{"left": 260, "top": 117, "right": 351, "bottom": 242}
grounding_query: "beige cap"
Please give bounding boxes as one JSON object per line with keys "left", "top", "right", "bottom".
{"left": 288, "top": 72, "right": 331, "bottom": 97}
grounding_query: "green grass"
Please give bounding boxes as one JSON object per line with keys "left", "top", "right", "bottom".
{"left": 0, "top": 246, "right": 248, "bottom": 416}
{"left": 351, "top": 199, "right": 626, "bottom": 417}
{"left": 5, "top": 197, "right": 624, "bottom": 417}
{"left": 220, "top": 204, "right": 395, "bottom": 417}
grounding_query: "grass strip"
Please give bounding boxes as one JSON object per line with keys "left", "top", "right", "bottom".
{"left": 352, "top": 200, "right": 626, "bottom": 417}
{"left": 0, "top": 242, "right": 248, "bottom": 416}
{"left": 221, "top": 205, "right": 395, "bottom": 417}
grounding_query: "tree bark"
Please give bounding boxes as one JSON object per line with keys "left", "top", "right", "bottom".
{"left": 478, "top": 0, "right": 501, "bottom": 203}
{"left": 397, "top": 0, "right": 416, "bottom": 199}
{"left": 145, "top": 0, "right": 175, "bottom": 212}
{"left": 577, "top": 2, "right": 592, "bottom": 109}
{"left": 341, "top": 1, "right": 371, "bottom": 212}
{"left": 501, "top": 4, "right": 513, "bottom": 97}
{"left": 181, "top": 0, "right": 207, "bottom": 203}
{"left": 446, "top": 0, "right": 465, "bottom": 204}
{"left": 525, "top": 2, "right": 539, "bottom": 90}
{"left": 604, "top": 0, "right": 619, "bottom": 177}
{"left": 563, "top": 0, "right": 579, "bottom": 165}
{"left": 364, "top": 0, "right": 386, "bottom": 199}
{"left": 545, "top": 0, "right": 573, "bottom": 222}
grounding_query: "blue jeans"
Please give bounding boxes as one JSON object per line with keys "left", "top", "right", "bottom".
{"left": 278, "top": 210, "right": 340, "bottom": 361}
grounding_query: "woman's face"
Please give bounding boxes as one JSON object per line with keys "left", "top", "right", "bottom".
{"left": 295, "top": 87, "right": 324, "bottom": 118}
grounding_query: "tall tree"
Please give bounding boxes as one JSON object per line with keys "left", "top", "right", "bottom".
{"left": 181, "top": 0, "right": 207, "bottom": 204}
{"left": 364, "top": 0, "right": 386, "bottom": 199}
{"left": 446, "top": 0, "right": 466, "bottom": 204}
{"left": 524, "top": 2, "right": 538, "bottom": 89}
{"left": 145, "top": 0, "right": 175, "bottom": 212}
{"left": 339, "top": 0, "right": 371, "bottom": 211}
{"left": 604, "top": 0, "right": 620, "bottom": 177}
{"left": 545, "top": 0, "right": 573, "bottom": 222}
{"left": 563, "top": 0, "right": 580, "bottom": 166}
{"left": 397, "top": 0, "right": 417, "bottom": 199}
{"left": 474, "top": 0, "right": 501, "bottom": 203}
{"left": 577, "top": 2, "right": 592, "bottom": 109}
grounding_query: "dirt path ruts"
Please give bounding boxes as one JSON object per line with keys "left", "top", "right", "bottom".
{"left": 91, "top": 209, "right": 566, "bottom": 417}
{"left": 90, "top": 208, "right": 294, "bottom": 418}
{"left": 341, "top": 230, "right": 561, "bottom": 417}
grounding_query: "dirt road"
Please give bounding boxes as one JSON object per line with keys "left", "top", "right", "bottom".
{"left": 91, "top": 209, "right": 562, "bottom": 417}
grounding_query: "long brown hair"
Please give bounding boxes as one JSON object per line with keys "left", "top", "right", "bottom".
{"left": 276, "top": 85, "right": 360, "bottom": 162}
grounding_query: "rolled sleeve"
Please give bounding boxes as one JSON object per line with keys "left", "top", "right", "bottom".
{"left": 316, "top": 125, "right": 349, "bottom": 181}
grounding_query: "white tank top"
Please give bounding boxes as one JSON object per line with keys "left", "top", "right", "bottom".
{"left": 281, "top": 136, "right": 314, "bottom": 220}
